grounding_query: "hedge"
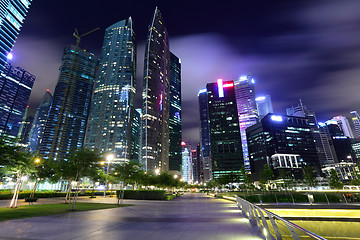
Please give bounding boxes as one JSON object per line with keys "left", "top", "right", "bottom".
{"left": 116, "top": 190, "right": 168, "bottom": 200}
{"left": 0, "top": 190, "right": 114, "bottom": 200}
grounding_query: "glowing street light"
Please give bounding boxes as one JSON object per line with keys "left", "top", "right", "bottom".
{"left": 104, "top": 153, "right": 114, "bottom": 198}
{"left": 7, "top": 52, "right": 13, "bottom": 60}
{"left": 174, "top": 175, "right": 178, "bottom": 179}
{"left": 155, "top": 168, "right": 160, "bottom": 175}
{"left": 34, "top": 158, "right": 41, "bottom": 164}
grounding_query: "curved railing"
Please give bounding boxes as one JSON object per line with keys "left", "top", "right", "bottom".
{"left": 235, "top": 196, "right": 327, "bottom": 240}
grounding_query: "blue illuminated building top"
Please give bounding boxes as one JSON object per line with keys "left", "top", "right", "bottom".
{"left": 0, "top": 0, "right": 32, "bottom": 73}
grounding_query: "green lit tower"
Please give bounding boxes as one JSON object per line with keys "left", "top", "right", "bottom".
{"left": 169, "top": 52, "right": 182, "bottom": 171}
{"left": 141, "top": 7, "right": 170, "bottom": 173}
{"left": 86, "top": 18, "right": 136, "bottom": 163}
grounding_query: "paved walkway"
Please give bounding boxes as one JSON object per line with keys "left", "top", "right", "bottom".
{"left": 0, "top": 193, "right": 262, "bottom": 240}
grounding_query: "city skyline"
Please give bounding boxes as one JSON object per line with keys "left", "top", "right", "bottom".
{"left": 9, "top": 0, "right": 360, "bottom": 146}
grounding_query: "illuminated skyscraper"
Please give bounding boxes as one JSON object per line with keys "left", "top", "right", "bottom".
{"left": 86, "top": 18, "right": 136, "bottom": 163}
{"left": 0, "top": 0, "right": 32, "bottom": 73}
{"left": 28, "top": 90, "right": 52, "bottom": 151}
{"left": 17, "top": 105, "right": 33, "bottom": 145}
{"left": 234, "top": 74, "right": 258, "bottom": 171}
{"left": 332, "top": 115, "right": 354, "bottom": 139}
{"left": 198, "top": 88, "right": 212, "bottom": 182}
{"left": 255, "top": 95, "right": 273, "bottom": 120}
{"left": 130, "top": 108, "right": 141, "bottom": 163}
{"left": 169, "top": 52, "right": 182, "bottom": 171}
{"left": 350, "top": 111, "right": 360, "bottom": 138}
{"left": 247, "top": 114, "right": 319, "bottom": 180}
{"left": 206, "top": 79, "right": 243, "bottom": 178}
{"left": 39, "top": 45, "right": 97, "bottom": 160}
{"left": 0, "top": 61, "right": 35, "bottom": 139}
{"left": 141, "top": 8, "right": 170, "bottom": 173}
{"left": 181, "top": 141, "right": 193, "bottom": 183}
{"left": 287, "top": 100, "right": 329, "bottom": 166}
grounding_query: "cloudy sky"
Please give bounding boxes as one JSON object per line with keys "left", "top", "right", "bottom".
{"left": 11, "top": 0, "right": 360, "bottom": 145}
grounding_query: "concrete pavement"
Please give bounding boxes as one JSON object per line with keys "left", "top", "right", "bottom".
{"left": 0, "top": 193, "right": 262, "bottom": 240}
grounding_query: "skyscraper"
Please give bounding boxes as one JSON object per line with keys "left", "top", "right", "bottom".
{"left": 255, "top": 95, "right": 273, "bottom": 120}
{"left": 198, "top": 88, "right": 212, "bottom": 182}
{"left": 39, "top": 45, "right": 97, "bottom": 160}
{"left": 17, "top": 105, "right": 33, "bottom": 145}
{"left": 181, "top": 141, "right": 193, "bottom": 183}
{"left": 168, "top": 52, "right": 182, "bottom": 171}
{"left": 332, "top": 115, "right": 354, "bottom": 138}
{"left": 28, "top": 90, "right": 52, "bottom": 151}
{"left": 130, "top": 108, "right": 141, "bottom": 163}
{"left": 234, "top": 74, "right": 258, "bottom": 171}
{"left": 0, "top": 0, "right": 32, "bottom": 73}
{"left": 246, "top": 114, "right": 320, "bottom": 180}
{"left": 287, "top": 100, "right": 329, "bottom": 166}
{"left": 86, "top": 18, "right": 136, "bottom": 163}
{"left": 0, "top": 61, "right": 35, "bottom": 139}
{"left": 350, "top": 111, "right": 360, "bottom": 138}
{"left": 141, "top": 8, "right": 170, "bottom": 173}
{"left": 206, "top": 79, "right": 243, "bottom": 178}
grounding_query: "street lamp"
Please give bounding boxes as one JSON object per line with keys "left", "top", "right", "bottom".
{"left": 103, "top": 153, "right": 114, "bottom": 198}
{"left": 34, "top": 158, "right": 41, "bottom": 164}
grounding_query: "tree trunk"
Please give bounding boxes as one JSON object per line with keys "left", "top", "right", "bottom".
{"left": 65, "top": 182, "right": 71, "bottom": 203}
{"left": 9, "top": 175, "right": 21, "bottom": 208}
{"left": 91, "top": 184, "right": 95, "bottom": 197}
{"left": 72, "top": 183, "right": 80, "bottom": 210}
{"left": 30, "top": 179, "right": 39, "bottom": 199}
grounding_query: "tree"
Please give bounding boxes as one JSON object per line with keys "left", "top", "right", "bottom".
{"left": 28, "top": 157, "right": 57, "bottom": 200}
{"left": 0, "top": 140, "right": 37, "bottom": 208}
{"left": 54, "top": 148, "right": 101, "bottom": 210}
{"left": 259, "top": 164, "right": 274, "bottom": 189}
{"left": 303, "top": 166, "right": 317, "bottom": 188}
{"left": 329, "top": 169, "right": 343, "bottom": 189}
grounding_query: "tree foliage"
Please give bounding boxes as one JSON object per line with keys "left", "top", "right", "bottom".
{"left": 328, "top": 169, "right": 343, "bottom": 189}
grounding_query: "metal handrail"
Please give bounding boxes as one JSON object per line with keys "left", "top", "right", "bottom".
{"left": 235, "top": 196, "right": 327, "bottom": 240}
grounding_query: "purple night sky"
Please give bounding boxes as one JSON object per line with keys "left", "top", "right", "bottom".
{"left": 10, "top": 0, "right": 360, "bottom": 145}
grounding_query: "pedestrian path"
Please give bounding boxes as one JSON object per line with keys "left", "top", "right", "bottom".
{"left": 0, "top": 193, "right": 262, "bottom": 240}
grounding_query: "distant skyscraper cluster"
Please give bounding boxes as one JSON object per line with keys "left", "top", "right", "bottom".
{"left": 0, "top": 7, "right": 183, "bottom": 180}
{"left": 3, "top": 3, "right": 360, "bottom": 186}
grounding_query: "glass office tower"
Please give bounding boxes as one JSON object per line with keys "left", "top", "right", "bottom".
{"left": 198, "top": 88, "right": 212, "bottom": 182}
{"left": 206, "top": 79, "right": 244, "bottom": 178}
{"left": 39, "top": 45, "right": 97, "bottom": 160}
{"left": 86, "top": 18, "right": 136, "bottom": 163}
{"left": 28, "top": 90, "right": 52, "bottom": 151}
{"left": 141, "top": 8, "right": 170, "bottom": 173}
{"left": 0, "top": 0, "right": 32, "bottom": 73}
{"left": 169, "top": 52, "right": 182, "bottom": 171}
{"left": 234, "top": 74, "right": 258, "bottom": 171}
{"left": 0, "top": 61, "right": 35, "bottom": 139}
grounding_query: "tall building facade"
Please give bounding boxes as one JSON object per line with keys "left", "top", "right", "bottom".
{"left": 198, "top": 88, "right": 212, "bottom": 182}
{"left": 39, "top": 45, "right": 97, "bottom": 160}
{"left": 234, "top": 74, "right": 258, "bottom": 171}
{"left": 246, "top": 114, "right": 320, "bottom": 180}
{"left": 332, "top": 115, "right": 354, "bottom": 138}
{"left": 0, "top": 0, "right": 32, "bottom": 73}
{"left": 168, "top": 52, "right": 182, "bottom": 171}
{"left": 17, "top": 105, "right": 33, "bottom": 144}
{"left": 287, "top": 101, "right": 328, "bottom": 166}
{"left": 181, "top": 142, "right": 193, "bottom": 183}
{"left": 351, "top": 111, "right": 360, "bottom": 138}
{"left": 256, "top": 95, "right": 273, "bottom": 120}
{"left": 28, "top": 90, "right": 52, "bottom": 151}
{"left": 85, "top": 18, "right": 136, "bottom": 163}
{"left": 130, "top": 108, "right": 141, "bottom": 163}
{"left": 0, "top": 61, "right": 35, "bottom": 139}
{"left": 141, "top": 8, "right": 170, "bottom": 173}
{"left": 206, "top": 79, "right": 244, "bottom": 178}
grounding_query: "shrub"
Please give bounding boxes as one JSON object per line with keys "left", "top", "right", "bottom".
{"left": 116, "top": 190, "right": 167, "bottom": 200}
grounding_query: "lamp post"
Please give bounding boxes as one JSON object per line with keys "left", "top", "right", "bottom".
{"left": 103, "top": 154, "right": 114, "bottom": 198}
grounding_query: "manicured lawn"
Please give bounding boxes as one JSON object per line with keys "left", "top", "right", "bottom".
{"left": 0, "top": 203, "right": 132, "bottom": 221}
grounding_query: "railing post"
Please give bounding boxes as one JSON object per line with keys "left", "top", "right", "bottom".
{"left": 268, "top": 214, "right": 283, "bottom": 240}
{"left": 257, "top": 206, "right": 272, "bottom": 240}
{"left": 285, "top": 224, "right": 301, "bottom": 240}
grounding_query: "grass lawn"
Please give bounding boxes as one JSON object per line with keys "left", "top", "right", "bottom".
{"left": 0, "top": 203, "right": 132, "bottom": 221}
